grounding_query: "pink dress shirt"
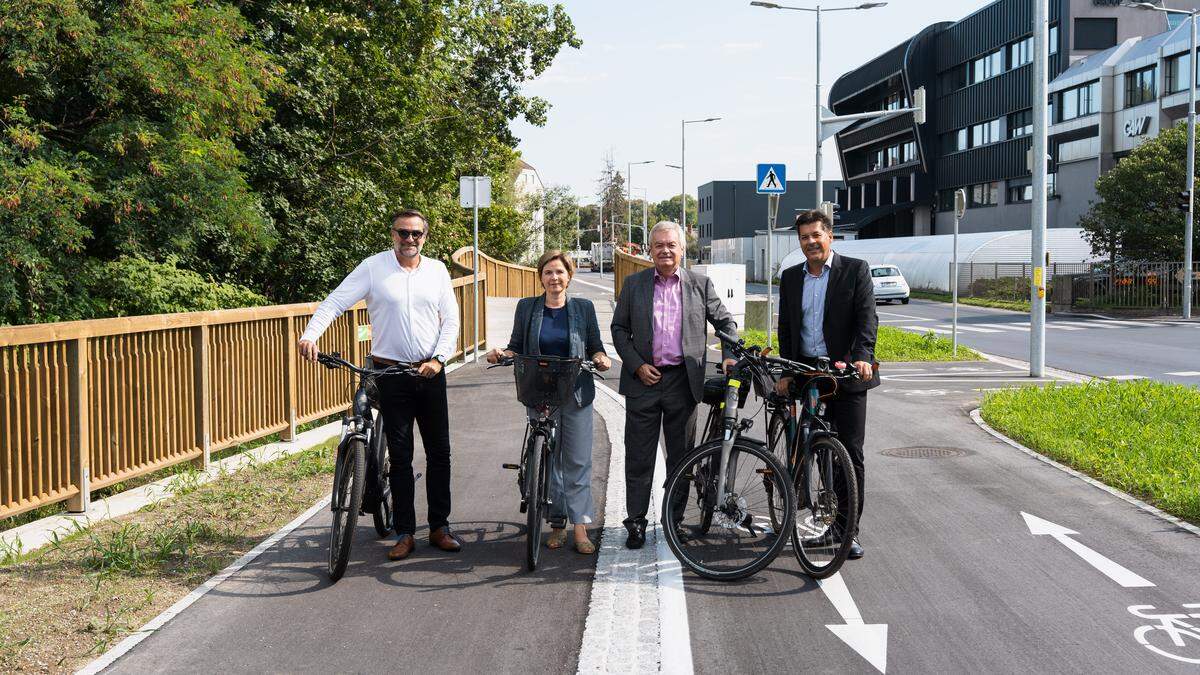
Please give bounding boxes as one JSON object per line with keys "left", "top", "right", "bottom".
{"left": 652, "top": 270, "right": 684, "bottom": 366}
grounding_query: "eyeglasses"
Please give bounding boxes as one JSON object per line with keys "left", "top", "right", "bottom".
{"left": 392, "top": 228, "right": 425, "bottom": 240}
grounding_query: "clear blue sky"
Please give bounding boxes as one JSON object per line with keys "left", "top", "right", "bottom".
{"left": 512, "top": 0, "right": 994, "bottom": 206}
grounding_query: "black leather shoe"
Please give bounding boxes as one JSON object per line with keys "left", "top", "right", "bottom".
{"left": 847, "top": 538, "right": 864, "bottom": 560}
{"left": 625, "top": 521, "right": 646, "bottom": 549}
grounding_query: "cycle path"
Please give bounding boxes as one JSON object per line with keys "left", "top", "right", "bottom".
{"left": 101, "top": 362, "right": 613, "bottom": 674}
{"left": 682, "top": 362, "right": 1200, "bottom": 673}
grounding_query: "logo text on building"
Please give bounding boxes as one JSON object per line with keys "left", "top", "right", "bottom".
{"left": 1124, "top": 116, "right": 1151, "bottom": 138}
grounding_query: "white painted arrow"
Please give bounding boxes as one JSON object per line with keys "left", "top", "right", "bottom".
{"left": 817, "top": 572, "right": 888, "bottom": 673}
{"left": 1021, "top": 512, "right": 1155, "bottom": 588}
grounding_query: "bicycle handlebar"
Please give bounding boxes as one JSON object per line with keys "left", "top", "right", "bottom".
{"left": 316, "top": 351, "right": 421, "bottom": 378}
{"left": 486, "top": 355, "right": 605, "bottom": 378}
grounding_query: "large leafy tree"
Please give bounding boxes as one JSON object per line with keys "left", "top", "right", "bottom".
{"left": 1080, "top": 121, "right": 1200, "bottom": 261}
{"left": 0, "top": 0, "right": 279, "bottom": 323}
{"left": 653, "top": 194, "right": 697, "bottom": 232}
{"left": 237, "top": 0, "right": 579, "bottom": 300}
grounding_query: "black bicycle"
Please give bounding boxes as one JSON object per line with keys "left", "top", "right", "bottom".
{"left": 761, "top": 354, "right": 861, "bottom": 578}
{"left": 660, "top": 331, "right": 795, "bottom": 581}
{"left": 316, "top": 351, "right": 420, "bottom": 581}
{"left": 490, "top": 354, "right": 601, "bottom": 571}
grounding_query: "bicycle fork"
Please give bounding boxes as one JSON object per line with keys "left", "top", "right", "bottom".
{"left": 713, "top": 378, "right": 756, "bottom": 533}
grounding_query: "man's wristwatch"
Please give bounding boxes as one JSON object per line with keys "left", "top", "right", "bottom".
{"left": 432, "top": 354, "right": 446, "bottom": 365}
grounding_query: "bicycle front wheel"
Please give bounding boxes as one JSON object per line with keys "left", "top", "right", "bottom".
{"left": 792, "top": 435, "right": 859, "bottom": 579}
{"left": 662, "top": 439, "right": 795, "bottom": 581}
{"left": 329, "top": 438, "right": 366, "bottom": 582}
{"left": 525, "top": 433, "right": 545, "bottom": 571}
{"left": 371, "top": 417, "right": 394, "bottom": 537}
{"left": 765, "top": 412, "right": 791, "bottom": 533}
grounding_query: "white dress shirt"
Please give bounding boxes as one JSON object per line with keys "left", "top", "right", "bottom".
{"left": 300, "top": 251, "right": 460, "bottom": 363}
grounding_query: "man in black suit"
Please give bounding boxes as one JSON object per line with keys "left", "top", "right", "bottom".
{"left": 776, "top": 209, "right": 879, "bottom": 559}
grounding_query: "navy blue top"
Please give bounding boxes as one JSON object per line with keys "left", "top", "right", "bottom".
{"left": 538, "top": 305, "right": 570, "bottom": 357}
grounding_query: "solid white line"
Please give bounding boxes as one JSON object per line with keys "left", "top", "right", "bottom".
{"left": 577, "top": 383, "right": 693, "bottom": 675}
{"left": 902, "top": 325, "right": 950, "bottom": 334}
{"left": 78, "top": 495, "right": 332, "bottom": 674}
{"left": 1166, "top": 371, "right": 1200, "bottom": 377}
{"left": 1044, "top": 323, "right": 1086, "bottom": 331}
{"left": 1088, "top": 318, "right": 1168, "bottom": 327}
{"left": 571, "top": 277, "right": 614, "bottom": 293}
{"left": 1108, "top": 375, "right": 1146, "bottom": 381}
{"left": 976, "top": 323, "right": 1029, "bottom": 332}
{"left": 1073, "top": 321, "right": 1120, "bottom": 329}
{"left": 971, "top": 410, "right": 1200, "bottom": 540}
{"left": 877, "top": 311, "right": 931, "bottom": 320}
{"left": 937, "top": 324, "right": 1001, "bottom": 334}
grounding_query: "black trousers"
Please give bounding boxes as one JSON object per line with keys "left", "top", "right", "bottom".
{"left": 623, "top": 366, "right": 696, "bottom": 527}
{"left": 377, "top": 370, "right": 452, "bottom": 538}
{"left": 826, "top": 390, "right": 868, "bottom": 533}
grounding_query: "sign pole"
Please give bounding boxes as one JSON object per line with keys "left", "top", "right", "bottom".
{"left": 953, "top": 189, "right": 966, "bottom": 358}
{"left": 472, "top": 176, "right": 480, "bottom": 364}
{"left": 766, "top": 194, "right": 780, "bottom": 348}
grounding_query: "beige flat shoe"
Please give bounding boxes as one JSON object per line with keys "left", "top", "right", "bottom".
{"left": 547, "top": 528, "right": 568, "bottom": 549}
{"left": 574, "top": 537, "right": 596, "bottom": 555}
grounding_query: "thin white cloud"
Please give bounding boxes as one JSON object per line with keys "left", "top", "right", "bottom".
{"left": 722, "top": 42, "right": 764, "bottom": 54}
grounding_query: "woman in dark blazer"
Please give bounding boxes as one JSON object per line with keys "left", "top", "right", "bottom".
{"left": 486, "top": 250, "right": 610, "bottom": 554}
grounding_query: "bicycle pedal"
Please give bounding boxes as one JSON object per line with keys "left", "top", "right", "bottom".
{"left": 501, "top": 463, "right": 520, "bottom": 470}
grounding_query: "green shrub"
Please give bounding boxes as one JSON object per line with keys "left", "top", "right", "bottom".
{"left": 89, "top": 256, "right": 267, "bottom": 317}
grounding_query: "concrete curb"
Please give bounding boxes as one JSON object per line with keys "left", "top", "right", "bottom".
{"left": 969, "top": 408, "right": 1200, "bottom": 539}
{"left": 973, "top": 349, "right": 1094, "bottom": 384}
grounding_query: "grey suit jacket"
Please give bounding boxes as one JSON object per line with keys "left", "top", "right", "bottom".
{"left": 611, "top": 267, "right": 737, "bottom": 404}
{"left": 506, "top": 294, "right": 605, "bottom": 407}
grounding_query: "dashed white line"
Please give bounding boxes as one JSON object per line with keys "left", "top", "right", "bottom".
{"left": 936, "top": 324, "right": 1001, "bottom": 334}
{"left": 903, "top": 325, "right": 950, "bottom": 334}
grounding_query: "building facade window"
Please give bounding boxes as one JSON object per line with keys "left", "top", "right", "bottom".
{"left": 1058, "top": 81, "right": 1099, "bottom": 121}
{"left": 1007, "top": 178, "right": 1032, "bottom": 203}
{"left": 884, "top": 91, "right": 908, "bottom": 111}
{"left": 970, "top": 118, "right": 1002, "bottom": 147}
{"left": 1075, "top": 17, "right": 1118, "bottom": 51}
{"left": 969, "top": 181, "right": 999, "bottom": 207}
{"left": 939, "top": 189, "right": 956, "bottom": 211}
{"left": 885, "top": 145, "right": 900, "bottom": 166}
{"left": 972, "top": 49, "right": 1004, "bottom": 84}
{"left": 940, "top": 64, "right": 967, "bottom": 93}
{"left": 1008, "top": 109, "right": 1033, "bottom": 138}
{"left": 1049, "top": 25, "right": 1059, "bottom": 56}
{"left": 901, "top": 141, "right": 917, "bottom": 163}
{"left": 1047, "top": 172, "right": 1058, "bottom": 198}
{"left": 1125, "top": 66, "right": 1157, "bottom": 108}
{"left": 1166, "top": 51, "right": 1192, "bottom": 94}
{"left": 1009, "top": 37, "right": 1032, "bottom": 69}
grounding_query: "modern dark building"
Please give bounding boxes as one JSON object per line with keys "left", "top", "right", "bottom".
{"left": 829, "top": 0, "right": 1200, "bottom": 238}
{"left": 696, "top": 180, "right": 842, "bottom": 261}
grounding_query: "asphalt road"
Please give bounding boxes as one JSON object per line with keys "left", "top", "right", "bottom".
{"left": 97, "top": 270, "right": 1200, "bottom": 674}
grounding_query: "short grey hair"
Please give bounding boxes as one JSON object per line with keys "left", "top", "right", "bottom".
{"left": 650, "top": 221, "right": 686, "bottom": 245}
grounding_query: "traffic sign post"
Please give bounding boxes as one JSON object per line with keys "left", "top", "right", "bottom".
{"left": 460, "top": 176, "right": 492, "bottom": 364}
{"left": 757, "top": 163, "right": 786, "bottom": 347}
{"left": 953, "top": 188, "right": 967, "bottom": 357}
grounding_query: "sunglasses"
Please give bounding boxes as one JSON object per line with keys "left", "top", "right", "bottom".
{"left": 392, "top": 228, "right": 426, "bottom": 240}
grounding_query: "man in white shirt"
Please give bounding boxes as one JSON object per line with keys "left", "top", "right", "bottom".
{"left": 298, "top": 209, "right": 463, "bottom": 560}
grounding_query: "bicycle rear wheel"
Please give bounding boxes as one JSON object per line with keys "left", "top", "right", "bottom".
{"left": 525, "top": 433, "right": 545, "bottom": 571}
{"left": 329, "top": 438, "right": 366, "bottom": 581}
{"left": 371, "top": 415, "right": 393, "bottom": 537}
{"left": 662, "top": 439, "right": 794, "bottom": 581}
{"left": 791, "top": 436, "right": 859, "bottom": 579}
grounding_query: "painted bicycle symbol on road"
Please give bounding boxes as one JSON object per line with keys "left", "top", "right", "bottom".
{"left": 1129, "top": 604, "right": 1200, "bottom": 664}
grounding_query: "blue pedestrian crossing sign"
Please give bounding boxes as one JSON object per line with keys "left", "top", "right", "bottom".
{"left": 756, "top": 163, "right": 787, "bottom": 194}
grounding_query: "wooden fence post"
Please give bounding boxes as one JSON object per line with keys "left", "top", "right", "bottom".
{"left": 66, "top": 338, "right": 91, "bottom": 513}
{"left": 191, "top": 325, "right": 211, "bottom": 469}
{"left": 281, "top": 316, "right": 298, "bottom": 442}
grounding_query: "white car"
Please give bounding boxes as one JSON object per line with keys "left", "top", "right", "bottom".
{"left": 870, "top": 265, "right": 910, "bottom": 304}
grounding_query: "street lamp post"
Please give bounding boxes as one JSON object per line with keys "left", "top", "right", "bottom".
{"left": 682, "top": 118, "right": 721, "bottom": 264}
{"left": 751, "top": 1, "right": 888, "bottom": 209}
{"left": 1131, "top": 2, "right": 1196, "bottom": 318}
{"left": 628, "top": 160, "right": 654, "bottom": 249}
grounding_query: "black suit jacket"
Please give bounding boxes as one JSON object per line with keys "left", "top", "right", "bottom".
{"left": 777, "top": 252, "right": 880, "bottom": 393}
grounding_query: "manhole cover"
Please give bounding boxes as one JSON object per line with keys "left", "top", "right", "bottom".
{"left": 880, "top": 446, "right": 969, "bottom": 459}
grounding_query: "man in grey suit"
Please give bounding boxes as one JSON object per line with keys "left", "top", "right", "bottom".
{"left": 611, "top": 222, "right": 737, "bottom": 549}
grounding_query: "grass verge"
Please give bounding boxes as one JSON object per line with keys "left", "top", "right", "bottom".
{"left": 740, "top": 326, "right": 980, "bottom": 362}
{"left": 909, "top": 289, "right": 1032, "bottom": 313}
{"left": 981, "top": 380, "right": 1200, "bottom": 525}
{"left": 0, "top": 439, "right": 336, "bottom": 673}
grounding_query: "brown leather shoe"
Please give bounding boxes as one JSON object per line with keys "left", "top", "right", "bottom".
{"left": 387, "top": 535, "right": 415, "bottom": 560}
{"left": 429, "top": 526, "right": 462, "bottom": 552}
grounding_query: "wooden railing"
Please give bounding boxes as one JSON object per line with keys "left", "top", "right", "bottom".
{"left": 613, "top": 249, "right": 653, "bottom": 298}
{"left": 0, "top": 274, "right": 485, "bottom": 519}
{"left": 450, "top": 247, "right": 539, "bottom": 298}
